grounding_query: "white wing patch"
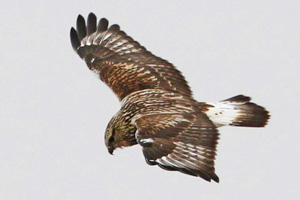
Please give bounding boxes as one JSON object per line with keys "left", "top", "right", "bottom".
{"left": 140, "top": 138, "right": 154, "bottom": 144}
{"left": 205, "top": 102, "right": 240, "bottom": 127}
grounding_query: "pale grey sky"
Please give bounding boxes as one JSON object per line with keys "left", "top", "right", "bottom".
{"left": 1, "top": 0, "right": 299, "bottom": 199}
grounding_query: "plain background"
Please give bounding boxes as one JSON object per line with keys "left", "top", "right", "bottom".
{"left": 1, "top": 0, "right": 299, "bottom": 199}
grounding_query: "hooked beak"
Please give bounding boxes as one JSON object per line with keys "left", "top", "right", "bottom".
{"left": 108, "top": 147, "right": 114, "bottom": 155}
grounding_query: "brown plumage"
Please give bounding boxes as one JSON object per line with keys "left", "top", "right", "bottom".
{"left": 71, "top": 13, "right": 192, "bottom": 101}
{"left": 70, "top": 13, "right": 270, "bottom": 182}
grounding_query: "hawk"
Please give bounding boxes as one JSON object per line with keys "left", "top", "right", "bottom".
{"left": 70, "top": 13, "right": 270, "bottom": 182}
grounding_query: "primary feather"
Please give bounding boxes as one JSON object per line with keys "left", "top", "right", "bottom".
{"left": 70, "top": 13, "right": 270, "bottom": 183}
{"left": 70, "top": 13, "right": 192, "bottom": 100}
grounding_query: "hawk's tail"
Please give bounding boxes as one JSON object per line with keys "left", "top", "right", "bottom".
{"left": 199, "top": 95, "right": 270, "bottom": 127}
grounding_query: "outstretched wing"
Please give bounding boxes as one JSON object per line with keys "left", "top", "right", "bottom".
{"left": 133, "top": 112, "right": 220, "bottom": 182}
{"left": 70, "top": 13, "right": 192, "bottom": 101}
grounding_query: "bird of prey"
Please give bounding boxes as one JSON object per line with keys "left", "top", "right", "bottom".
{"left": 70, "top": 13, "right": 270, "bottom": 182}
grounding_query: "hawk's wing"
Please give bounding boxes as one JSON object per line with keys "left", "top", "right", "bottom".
{"left": 70, "top": 13, "right": 192, "bottom": 100}
{"left": 133, "top": 112, "right": 220, "bottom": 182}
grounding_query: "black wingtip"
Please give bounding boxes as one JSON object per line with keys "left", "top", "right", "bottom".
{"left": 109, "top": 24, "right": 120, "bottom": 32}
{"left": 87, "top": 13, "right": 97, "bottom": 35}
{"left": 211, "top": 174, "right": 220, "bottom": 183}
{"left": 76, "top": 14, "right": 87, "bottom": 40}
{"left": 88, "top": 12, "right": 96, "bottom": 18}
{"left": 70, "top": 27, "right": 80, "bottom": 51}
{"left": 222, "top": 95, "right": 251, "bottom": 103}
{"left": 97, "top": 18, "right": 109, "bottom": 32}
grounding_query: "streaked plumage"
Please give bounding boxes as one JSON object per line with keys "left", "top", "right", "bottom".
{"left": 71, "top": 13, "right": 191, "bottom": 101}
{"left": 70, "top": 13, "right": 270, "bottom": 182}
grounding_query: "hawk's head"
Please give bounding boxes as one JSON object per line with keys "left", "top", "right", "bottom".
{"left": 104, "top": 114, "right": 137, "bottom": 154}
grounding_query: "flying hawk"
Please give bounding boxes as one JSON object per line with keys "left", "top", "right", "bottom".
{"left": 70, "top": 13, "right": 270, "bottom": 182}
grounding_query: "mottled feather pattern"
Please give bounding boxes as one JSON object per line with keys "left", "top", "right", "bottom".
{"left": 70, "top": 13, "right": 192, "bottom": 100}
{"left": 134, "top": 111, "right": 219, "bottom": 182}
{"left": 97, "top": 61, "right": 159, "bottom": 100}
{"left": 117, "top": 90, "right": 220, "bottom": 182}
{"left": 70, "top": 13, "right": 270, "bottom": 183}
{"left": 122, "top": 89, "right": 194, "bottom": 116}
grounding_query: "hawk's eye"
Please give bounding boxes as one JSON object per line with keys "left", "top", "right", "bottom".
{"left": 108, "top": 136, "right": 115, "bottom": 144}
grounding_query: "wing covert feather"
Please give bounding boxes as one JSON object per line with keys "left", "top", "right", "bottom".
{"left": 134, "top": 112, "right": 220, "bottom": 182}
{"left": 70, "top": 13, "right": 192, "bottom": 100}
